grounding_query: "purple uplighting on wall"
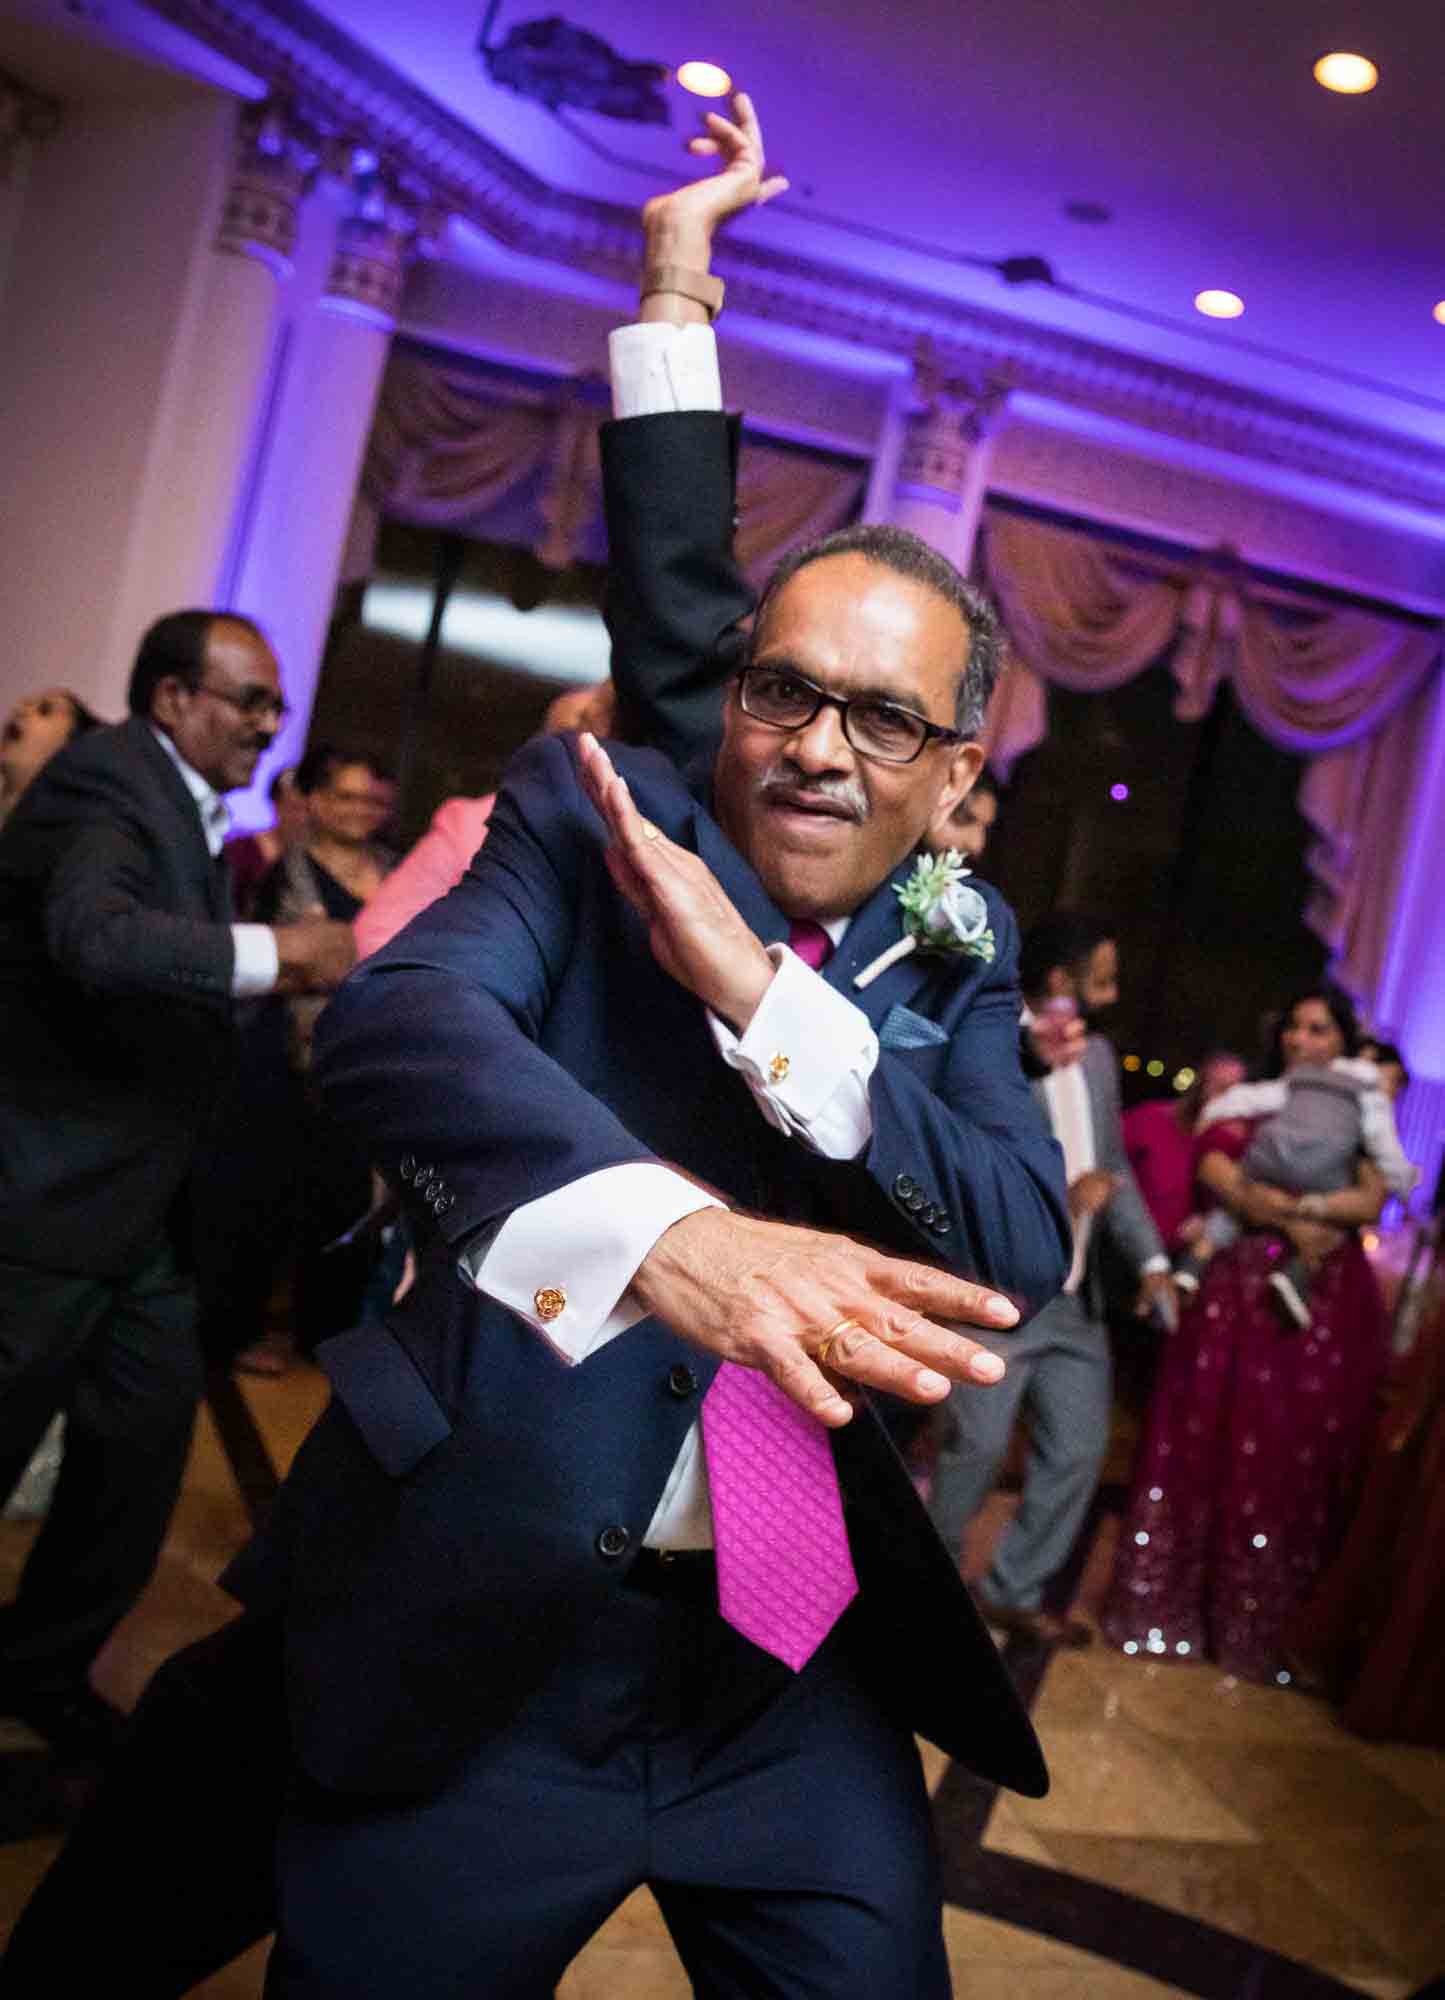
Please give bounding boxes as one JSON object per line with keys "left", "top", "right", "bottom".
{"left": 1110, "top": 781, "right": 1130, "bottom": 801}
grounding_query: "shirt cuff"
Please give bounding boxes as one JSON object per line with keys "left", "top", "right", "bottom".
{"left": 1140, "top": 1254, "right": 1171, "bottom": 1278}
{"left": 458, "top": 1162, "right": 724, "bottom": 1364}
{"left": 231, "top": 923, "right": 279, "bottom": 997}
{"left": 609, "top": 322, "right": 722, "bottom": 418}
{"left": 710, "top": 944, "right": 877, "bottom": 1158}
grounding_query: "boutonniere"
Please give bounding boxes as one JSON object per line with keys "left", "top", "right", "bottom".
{"left": 854, "top": 849, "right": 996, "bottom": 991}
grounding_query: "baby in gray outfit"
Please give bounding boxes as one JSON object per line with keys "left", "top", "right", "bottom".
{"left": 1176, "top": 1057, "right": 1416, "bottom": 1328}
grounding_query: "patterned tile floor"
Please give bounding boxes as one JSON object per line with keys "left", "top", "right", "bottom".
{"left": 1, "top": 1365, "right": 1441, "bottom": 1998}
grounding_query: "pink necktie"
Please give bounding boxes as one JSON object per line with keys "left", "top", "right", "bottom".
{"left": 785, "top": 918, "right": 833, "bottom": 971}
{"left": 699, "top": 915, "right": 859, "bottom": 1672}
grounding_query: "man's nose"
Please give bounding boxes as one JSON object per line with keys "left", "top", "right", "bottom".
{"left": 786, "top": 702, "right": 854, "bottom": 773}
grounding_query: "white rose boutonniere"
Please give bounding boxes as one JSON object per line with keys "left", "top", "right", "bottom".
{"left": 854, "top": 849, "right": 996, "bottom": 991}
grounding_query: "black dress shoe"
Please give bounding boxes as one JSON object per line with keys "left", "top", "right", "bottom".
{"left": 0, "top": 1683, "right": 130, "bottom": 1762}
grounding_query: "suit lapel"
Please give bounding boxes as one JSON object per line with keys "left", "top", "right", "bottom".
{"left": 824, "top": 860, "right": 938, "bottom": 1030}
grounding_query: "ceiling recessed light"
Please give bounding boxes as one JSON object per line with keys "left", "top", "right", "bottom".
{"left": 676, "top": 60, "right": 732, "bottom": 98}
{"left": 1433, "top": 301, "right": 1445, "bottom": 326}
{"left": 1195, "top": 289, "right": 1244, "bottom": 319}
{"left": 1313, "top": 52, "right": 1378, "bottom": 94}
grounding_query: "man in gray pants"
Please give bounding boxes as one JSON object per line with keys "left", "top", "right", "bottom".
{"left": 929, "top": 914, "right": 1175, "bottom": 1645}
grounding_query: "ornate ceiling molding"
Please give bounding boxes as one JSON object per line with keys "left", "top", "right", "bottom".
{"left": 146, "top": 0, "right": 1445, "bottom": 520}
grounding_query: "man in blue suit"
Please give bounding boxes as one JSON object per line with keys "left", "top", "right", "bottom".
{"left": 247, "top": 99, "right": 1068, "bottom": 1997}
{"left": 3, "top": 98, "right": 1067, "bottom": 2000}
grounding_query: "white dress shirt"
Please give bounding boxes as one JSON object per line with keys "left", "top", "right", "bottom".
{"left": 150, "top": 726, "right": 279, "bottom": 995}
{"left": 1024, "top": 1012, "right": 1169, "bottom": 1294}
{"left": 462, "top": 339, "right": 881, "bottom": 1545}
{"left": 1040, "top": 1058, "right": 1096, "bottom": 1296}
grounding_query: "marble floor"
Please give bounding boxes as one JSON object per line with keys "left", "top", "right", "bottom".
{"left": 1, "top": 1366, "right": 1441, "bottom": 1999}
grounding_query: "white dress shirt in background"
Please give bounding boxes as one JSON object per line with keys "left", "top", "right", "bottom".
{"left": 151, "top": 726, "right": 279, "bottom": 996}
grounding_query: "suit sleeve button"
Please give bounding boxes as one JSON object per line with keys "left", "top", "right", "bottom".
{"left": 596, "top": 1525, "right": 631, "bottom": 1560}
{"left": 920, "top": 1204, "right": 939, "bottom": 1226}
{"left": 433, "top": 1193, "right": 454, "bottom": 1216}
{"left": 906, "top": 1192, "right": 926, "bottom": 1213}
{"left": 893, "top": 1174, "right": 916, "bottom": 1199}
{"left": 934, "top": 1216, "right": 951, "bottom": 1235}
{"left": 666, "top": 1364, "right": 699, "bottom": 1399}
{"left": 399, "top": 1155, "right": 416, "bottom": 1182}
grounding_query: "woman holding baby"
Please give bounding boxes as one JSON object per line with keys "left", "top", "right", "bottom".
{"left": 1101, "top": 987, "right": 1393, "bottom": 1684}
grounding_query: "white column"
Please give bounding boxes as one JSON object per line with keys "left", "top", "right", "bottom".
{"left": 0, "top": 87, "right": 237, "bottom": 719}
{"left": 227, "top": 187, "right": 419, "bottom": 822}
{"left": 137, "top": 102, "right": 306, "bottom": 620}
{"left": 885, "top": 350, "right": 1008, "bottom": 573}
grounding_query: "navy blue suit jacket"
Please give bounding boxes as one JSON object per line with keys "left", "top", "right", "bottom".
{"left": 233, "top": 726, "right": 1067, "bottom": 1802}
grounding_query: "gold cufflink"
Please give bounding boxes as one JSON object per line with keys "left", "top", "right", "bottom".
{"left": 768, "top": 1052, "right": 791, "bottom": 1084}
{"left": 534, "top": 1286, "right": 567, "bottom": 1322}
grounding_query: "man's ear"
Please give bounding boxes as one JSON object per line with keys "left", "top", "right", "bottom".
{"left": 148, "top": 676, "right": 188, "bottom": 731}
{"left": 926, "top": 741, "right": 985, "bottom": 847}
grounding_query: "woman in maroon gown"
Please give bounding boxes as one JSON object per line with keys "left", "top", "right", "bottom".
{"left": 1286, "top": 1266, "right": 1445, "bottom": 1745}
{"left": 1101, "top": 990, "right": 1390, "bottom": 1684}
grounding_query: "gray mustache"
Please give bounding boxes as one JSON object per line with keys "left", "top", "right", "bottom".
{"left": 758, "top": 768, "right": 868, "bottom": 823}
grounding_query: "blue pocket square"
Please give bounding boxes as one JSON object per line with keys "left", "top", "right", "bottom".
{"left": 879, "top": 1004, "right": 950, "bottom": 1052}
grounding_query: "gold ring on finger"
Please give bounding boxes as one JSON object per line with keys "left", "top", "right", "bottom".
{"left": 815, "top": 1317, "right": 861, "bottom": 1369}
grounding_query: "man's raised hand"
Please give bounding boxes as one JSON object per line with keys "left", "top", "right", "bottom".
{"left": 642, "top": 91, "right": 788, "bottom": 262}
{"left": 634, "top": 1209, "right": 1017, "bottom": 1429}
{"left": 577, "top": 731, "right": 775, "bottom": 1031}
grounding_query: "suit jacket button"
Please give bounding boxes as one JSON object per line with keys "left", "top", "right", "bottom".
{"left": 667, "top": 1364, "right": 698, "bottom": 1399}
{"left": 399, "top": 1155, "right": 416, "bottom": 1182}
{"left": 894, "top": 1173, "right": 916, "bottom": 1200}
{"left": 596, "top": 1525, "right": 631, "bottom": 1560}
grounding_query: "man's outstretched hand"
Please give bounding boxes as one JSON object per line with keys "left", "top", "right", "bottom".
{"left": 634, "top": 1208, "right": 1018, "bottom": 1430}
{"left": 641, "top": 90, "right": 787, "bottom": 275}
{"left": 577, "top": 731, "right": 775, "bottom": 1031}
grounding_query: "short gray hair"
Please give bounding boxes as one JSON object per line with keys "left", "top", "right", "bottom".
{"left": 751, "top": 523, "right": 1002, "bottom": 737}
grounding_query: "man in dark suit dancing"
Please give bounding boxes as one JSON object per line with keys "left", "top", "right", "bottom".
{"left": 3, "top": 98, "right": 1066, "bottom": 1997}
{"left": 0, "top": 612, "right": 353, "bottom": 1755}
{"left": 237, "top": 98, "right": 1069, "bottom": 1997}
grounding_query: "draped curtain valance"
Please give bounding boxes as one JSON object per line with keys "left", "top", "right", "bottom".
{"left": 356, "top": 348, "right": 866, "bottom": 586}
{"left": 979, "top": 509, "right": 1444, "bottom": 1008}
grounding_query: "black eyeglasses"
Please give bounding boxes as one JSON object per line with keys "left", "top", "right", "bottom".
{"left": 196, "top": 682, "right": 289, "bottom": 725}
{"left": 737, "top": 665, "right": 963, "bottom": 766}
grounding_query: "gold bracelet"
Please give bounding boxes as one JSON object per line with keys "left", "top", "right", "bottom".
{"left": 639, "top": 264, "right": 725, "bottom": 321}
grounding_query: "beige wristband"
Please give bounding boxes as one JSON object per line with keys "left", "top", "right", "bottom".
{"left": 639, "top": 264, "right": 725, "bottom": 320}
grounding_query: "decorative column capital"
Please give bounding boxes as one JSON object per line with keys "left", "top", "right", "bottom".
{"left": 0, "top": 67, "right": 61, "bottom": 187}
{"left": 895, "top": 345, "right": 1010, "bottom": 509}
{"left": 322, "top": 183, "right": 446, "bottom": 328}
{"left": 323, "top": 214, "right": 407, "bottom": 324}
{"left": 215, "top": 99, "right": 315, "bottom": 275}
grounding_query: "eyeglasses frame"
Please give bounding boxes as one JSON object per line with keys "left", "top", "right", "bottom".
{"left": 736, "top": 664, "right": 965, "bottom": 766}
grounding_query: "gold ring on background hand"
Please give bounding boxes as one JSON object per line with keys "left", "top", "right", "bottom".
{"left": 814, "top": 1318, "right": 861, "bottom": 1370}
